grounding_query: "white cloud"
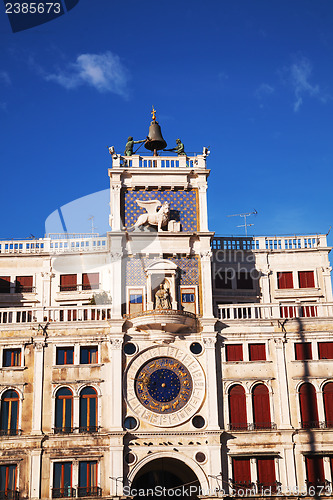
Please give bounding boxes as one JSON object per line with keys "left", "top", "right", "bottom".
{"left": 44, "top": 52, "right": 129, "bottom": 97}
{"left": 0, "top": 71, "right": 11, "bottom": 85}
{"left": 255, "top": 83, "right": 274, "bottom": 99}
{"left": 286, "top": 57, "right": 322, "bottom": 112}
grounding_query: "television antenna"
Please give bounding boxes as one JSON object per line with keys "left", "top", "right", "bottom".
{"left": 227, "top": 210, "right": 258, "bottom": 236}
{"left": 88, "top": 216, "right": 96, "bottom": 234}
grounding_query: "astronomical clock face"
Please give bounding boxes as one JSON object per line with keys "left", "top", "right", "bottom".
{"left": 125, "top": 345, "right": 205, "bottom": 427}
{"left": 135, "top": 357, "right": 192, "bottom": 414}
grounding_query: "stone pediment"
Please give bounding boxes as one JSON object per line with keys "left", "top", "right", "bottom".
{"left": 145, "top": 259, "right": 178, "bottom": 272}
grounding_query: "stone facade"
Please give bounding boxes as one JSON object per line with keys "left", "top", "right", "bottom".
{"left": 0, "top": 147, "right": 332, "bottom": 500}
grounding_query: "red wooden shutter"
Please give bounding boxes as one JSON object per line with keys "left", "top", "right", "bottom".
{"left": 318, "top": 342, "right": 333, "bottom": 360}
{"left": 323, "top": 382, "right": 333, "bottom": 428}
{"left": 16, "top": 276, "right": 33, "bottom": 292}
{"left": 82, "top": 273, "right": 99, "bottom": 290}
{"left": 232, "top": 458, "right": 251, "bottom": 485}
{"left": 249, "top": 344, "right": 266, "bottom": 361}
{"left": 277, "top": 272, "right": 293, "bottom": 289}
{"left": 299, "top": 271, "right": 315, "bottom": 288}
{"left": 60, "top": 274, "right": 77, "bottom": 291}
{"left": 295, "top": 343, "right": 312, "bottom": 360}
{"left": 229, "top": 385, "right": 247, "bottom": 430}
{"left": 305, "top": 456, "right": 325, "bottom": 485}
{"left": 257, "top": 458, "right": 276, "bottom": 490}
{"left": 226, "top": 344, "right": 243, "bottom": 361}
{"left": 252, "top": 384, "right": 271, "bottom": 429}
{"left": 299, "top": 383, "right": 319, "bottom": 428}
{"left": 0, "top": 276, "right": 10, "bottom": 293}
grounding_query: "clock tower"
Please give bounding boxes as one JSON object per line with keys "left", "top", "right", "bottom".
{"left": 108, "top": 113, "right": 222, "bottom": 497}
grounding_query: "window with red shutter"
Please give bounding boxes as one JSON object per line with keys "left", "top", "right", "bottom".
{"left": 82, "top": 273, "right": 99, "bottom": 291}
{"left": 323, "top": 382, "right": 333, "bottom": 428}
{"left": 15, "top": 276, "right": 33, "bottom": 293}
{"left": 277, "top": 272, "right": 293, "bottom": 289}
{"left": 60, "top": 274, "right": 77, "bottom": 292}
{"left": 0, "top": 276, "right": 10, "bottom": 294}
{"left": 318, "top": 342, "right": 333, "bottom": 360}
{"left": 249, "top": 344, "right": 266, "bottom": 361}
{"left": 257, "top": 458, "right": 276, "bottom": 491}
{"left": 298, "top": 271, "right": 315, "bottom": 288}
{"left": 232, "top": 458, "right": 251, "bottom": 489}
{"left": 252, "top": 384, "right": 271, "bottom": 429}
{"left": 226, "top": 344, "right": 243, "bottom": 361}
{"left": 229, "top": 385, "right": 247, "bottom": 430}
{"left": 305, "top": 456, "right": 325, "bottom": 487}
{"left": 295, "top": 343, "right": 312, "bottom": 360}
{"left": 299, "top": 383, "right": 319, "bottom": 428}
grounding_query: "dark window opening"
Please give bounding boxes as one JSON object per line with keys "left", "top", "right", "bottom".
{"left": 56, "top": 347, "right": 74, "bottom": 365}
{"left": 0, "top": 277, "right": 10, "bottom": 294}
{"left": 295, "top": 342, "right": 312, "bottom": 360}
{"left": 15, "top": 276, "right": 33, "bottom": 293}
{"left": 215, "top": 270, "right": 233, "bottom": 289}
{"left": 60, "top": 275, "right": 77, "bottom": 292}
{"left": 3, "top": 349, "right": 21, "bottom": 367}
{"left": 318, "top": 342, "right": 333, "bottom": 360}
{"left": 299, "top": 271, "right": 315, "bottom": 288}
{"left": 236, "top": 272, "right": 253, "bottom": 290}
{"left": 82, "top": 273, "right": 99, "bottom": 291}
{"left": 80, "top": 347, "right": 98, "bottom": 364}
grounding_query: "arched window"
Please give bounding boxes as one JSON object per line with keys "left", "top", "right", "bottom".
{"left": 299, "top": 383, "right": 319, "bottom": 429}
{"left": 252, "top": 384, "right": 271, "bottom": 429}
{"left": 1, "top": 390, "right": 19, "bottom": 436}
{"left": 323, "top": 382, "right": 333, "bottom": 428}
{"left": 229, "top": 385, "right": 247, "bottom": 430}
{"left": 80, "top": 387, "right": 97, "bottom": 433}
{"left": 55, "top": 388, "right": 73, "bottom": 434}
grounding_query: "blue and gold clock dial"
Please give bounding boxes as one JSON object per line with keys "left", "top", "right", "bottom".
{"left": 135, "top": 357, "right": 193, "bottom": 414}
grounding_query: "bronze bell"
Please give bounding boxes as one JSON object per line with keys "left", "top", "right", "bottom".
{"left": 145, "top": 120, "right": 167, "bottom": 153}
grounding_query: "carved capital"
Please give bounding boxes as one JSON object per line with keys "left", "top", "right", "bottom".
{"left": 198, "top": 184, "right": 207, "bottom": 193}
{"left": 110, "top": 338, "right": 123, "bottom": 350}
{"left": 200, "top": 250, "right": 212, "bottom": 260}
{"left": 110, "top": 252, "right": 123, "bottom": 262}
{"left": 33, "top": 342, "right": 45, "bottom": 352}
{"left": 203, "top": 336, "right": 216, "bottom": 347}
{"left": 274, "top": 337, "right": 286, "bottom": 347}
{"left": 322, "top": 266, "right": 332, "bottom": 275}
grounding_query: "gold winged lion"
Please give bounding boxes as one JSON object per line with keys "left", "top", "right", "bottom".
{"left": 127, "top": 200, "right": 170, "bottom": 232}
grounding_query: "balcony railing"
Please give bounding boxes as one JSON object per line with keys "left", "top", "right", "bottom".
{"left": 53, "top": 427, "right": 75, "bottom": 434}
{"left": 227, "top": 422, "right": 277, "bottom": 431}
{"left": 0, "top": 305, "right": 112, "bottom": 325}
{"left": 59, "top": 284, "right": 100, "bottom": 292}
{"left": 212, "top": 234, "right": 326, "bottom": 251}
{"left": 110, "top": 152, "right": 208, "bottom": 170}
{"left": 0, "top": 490, "right": 19, "bottom": 500}
{"left": 78, "top": 426, "right": 99, "bottom": 433}
{"left": 218, "top": 302, "right": 333, "bottom": 321}
{"left": 0, "top": 429, "right": 20, "bottom": 436}
{"left": 0, "top": 237, "right": 107, "bottom": 255}
{"left": 229, "top": 481, "right": 280, "bottom": 495}
{"left": 52, "top": 488, "right": 76, "bottom": 498}
{"left": 77, "top": 487, "right": 102, "bottom": 498}
{"left": 300, "top": 421, "right": 333, "bottom": 429}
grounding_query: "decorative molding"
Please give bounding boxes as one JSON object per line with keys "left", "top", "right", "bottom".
{"left": 110, "top": 338, "right": 123, "bottom": 350}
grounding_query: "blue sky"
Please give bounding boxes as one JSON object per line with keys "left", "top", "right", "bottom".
{"left": 1, "top": 0, "right": 333, "bottom": 245}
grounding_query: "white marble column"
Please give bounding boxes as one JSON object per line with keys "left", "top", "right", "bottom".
{"left": 30, "top": 448, "right": 42, "bottom": 499}
{"left": 274, "top": 338, "right": 292, "bottom": 429}
{"left": 111, "top": 251, "right": 123, "bottom": 319}
{"left": 203, "top": 334, "right": 219, "bottom": 430}
{"left": 32, "top": 340, "right": 45, "bottom": 434}
{"left": 282, "top": 445, "right": 297, "bottom": 491}
{"left": 110, "top": 183, "right": 122, "bottom": 231}
{"left": 110, "top": 337, "right": 123, "bottom": 430}
{"left": 198, "top": 184, "right": 208, "bottom": 232}
{"left": 110, "top": 445, "right": 124, "bottom": 496}
{"left": 200, "top": 251, "right": 214, "bottom": 318}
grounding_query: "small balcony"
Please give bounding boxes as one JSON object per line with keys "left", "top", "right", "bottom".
{"left": 52, "top": 488, "right": 76, "bottom": 498}
{"left": 77, "top": 487, "right": 102, "bottom": 498}
{"left": 53, "top": 427, "right": 75, "bottom": 435}
{"left": 125, "top": 308, "right": 197, "bottom": 337}
{"left": 0, "top": 429, "right": 20, "bottom": 437}
{"left": 227, "top": 422, "right": 277, "bottom": 431}
{"left": 0, "top": 490, "right": 19, "bottom": 500}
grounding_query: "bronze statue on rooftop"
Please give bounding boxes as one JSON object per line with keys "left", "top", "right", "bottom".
{"left": 164, "top": 138, "right": 186, "bottom": 156}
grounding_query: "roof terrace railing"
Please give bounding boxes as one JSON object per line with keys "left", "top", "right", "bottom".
{"left": 110, "top": 152, "right": 208, "bottom": 169}
{"left": 0, "top": 237, "right": 108, "bottom": 255}
{"left": 0, "top": 305, "right": 112, "bottom": 325}
{"left": 212, "top": 234, "right": 327, "bottom": 251}
{"left": 218, "top": 302, "right": 333, "bottom": 321}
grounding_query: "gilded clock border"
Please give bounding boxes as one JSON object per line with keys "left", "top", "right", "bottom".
{"left": 124, "top": 345, "right": 206, "bottom": 428}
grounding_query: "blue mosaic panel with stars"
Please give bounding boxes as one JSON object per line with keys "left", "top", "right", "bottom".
{"left": 126, "top": 256, "right": 199, "bottom": 287}
{"left": 124, "top": 189, "right": 198, "bottom": 232}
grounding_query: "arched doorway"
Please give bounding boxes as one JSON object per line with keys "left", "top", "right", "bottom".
{"left": 131, "top": 458, "right": 201, "bottom": 500}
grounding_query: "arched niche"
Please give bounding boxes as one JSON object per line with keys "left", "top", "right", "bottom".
{"left": 145, "top": 259, "right": 178, "bottom": 310}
